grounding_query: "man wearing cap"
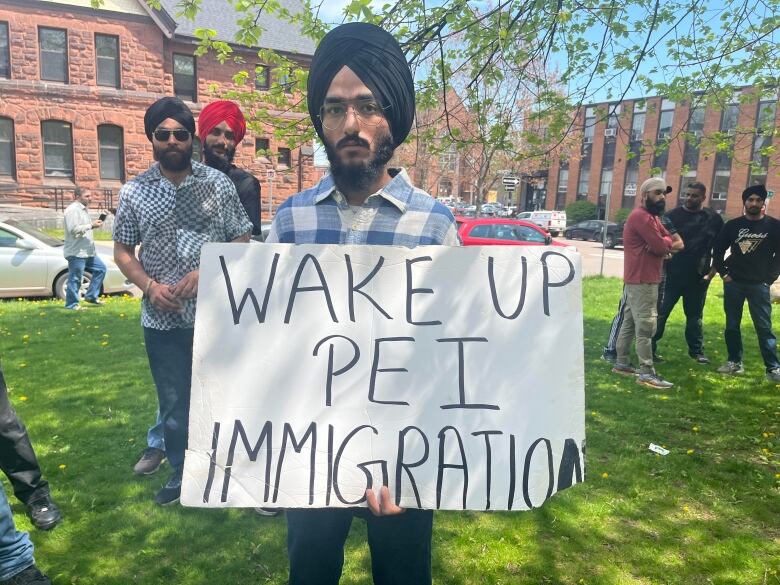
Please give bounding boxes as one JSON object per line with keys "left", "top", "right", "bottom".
{"left": 266, "top": 22, "right": 458, "bottom": 585}
{"left": 713, "top": 184, "right": 780, "bottom": 381}
{"left": 612, "top": 178, "right": 681, "bottom": 389}
{"left": 113, "top": 96, "right": 252, "bottom": 505}
{"left": 199, "top": 100, "right": 262, "bottom": 237}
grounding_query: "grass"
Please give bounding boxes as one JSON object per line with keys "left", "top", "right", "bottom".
{"left": 41, "top": 228, "right": 114, "bottom": 241}
{"left": 0, "top": 277, "right": 777, "bottom": 585}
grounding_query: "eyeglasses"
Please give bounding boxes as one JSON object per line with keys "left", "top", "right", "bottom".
{"left": 319, "top": 99, "right": 389, "bottom": 130}
{"left": 153, "top": 128, "right": 191, "bottom": 142}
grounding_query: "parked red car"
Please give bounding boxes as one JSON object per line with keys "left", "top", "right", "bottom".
{"left": 456, "top": 217, "right": 569, "bottom": 247}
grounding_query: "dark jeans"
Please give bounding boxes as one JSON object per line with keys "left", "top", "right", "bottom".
{"left": 653, "top": 274, "right": 710, "bottom": 356}
{"left": 143, "top": 327, "right": 194, "bottom": 472}
{"left": 723, "top": 280, "right": 780, "bottom": 371}
{"left": 0, "top": 366, "right": 48, "bottom": 505}
{"left": 287, "top": 507, "right": 433, "bottom": 585}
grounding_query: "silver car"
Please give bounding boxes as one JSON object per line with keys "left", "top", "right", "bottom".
{"left": 0, "top": 217, "right": 133, "bottom": 299}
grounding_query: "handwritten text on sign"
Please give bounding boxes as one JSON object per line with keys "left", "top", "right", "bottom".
{"left": 182, "top": 244, "right": 585, "bottom": 511}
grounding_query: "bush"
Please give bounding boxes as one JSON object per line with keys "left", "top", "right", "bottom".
{"left": 613, "top": 207, "right": 632, "bottom": 223}
{"left": 565, "top": 200, "right": 597, "bottom": 224}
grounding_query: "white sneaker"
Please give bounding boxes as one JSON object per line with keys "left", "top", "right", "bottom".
{"left": 716, "top": 361, "right": 744, "bottom": 374}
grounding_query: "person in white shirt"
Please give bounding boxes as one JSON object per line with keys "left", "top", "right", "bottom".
{"left": 63, "top": 187, "right": 106, "bottom": 310}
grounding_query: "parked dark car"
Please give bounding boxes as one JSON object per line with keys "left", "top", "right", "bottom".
{"left": 598, "top": 222, "right": 625, "bottom": 248}
{"left": 564, "top": 220, "right": 615, "bottom": 241}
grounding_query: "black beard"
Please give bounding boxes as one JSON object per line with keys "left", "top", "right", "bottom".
{"left": 325, "top": 132, "right": 395, "bottom": 194}
{"left": 154, "top": 143, "right": 193, "bottom": 172}
{"left": 203, "top": 143, "right": 235, "bottom": 173}
{"left": 646, "top": 199, "right": 666, "bottom": 216}
{"left": 745, "top": 205, "right": 763, "bottom": 217}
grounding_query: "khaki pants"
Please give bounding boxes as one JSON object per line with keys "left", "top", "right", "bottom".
{"left": 616, "top": 283, "right": 659, "bottom": 374}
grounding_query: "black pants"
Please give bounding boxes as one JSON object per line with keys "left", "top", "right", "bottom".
{"left": 652, "top": 274, "right": 710, "bottom": 356}
{"left": 287, "top": 507, "right": 433, "bottom": 585}
{"left": 143, "top": 327, "right": 194, "bottom": 473}
{"left": 0, "top": 365, "right": 48, "bottom": 505}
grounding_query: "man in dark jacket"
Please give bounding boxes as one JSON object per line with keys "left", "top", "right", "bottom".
{"left": 652, "top": 182, "right": 723, "bottom": 363}
{"left": 713, "top": 184, "right": 780, "bottom": 381}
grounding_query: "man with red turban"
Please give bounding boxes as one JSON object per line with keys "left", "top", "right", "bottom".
{"left": 198, "top": 100, "right": 262, "bottom": 236}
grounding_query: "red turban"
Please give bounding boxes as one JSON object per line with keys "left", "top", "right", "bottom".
{"left": 198, "top": 100, "right": 246, "bottom": 144}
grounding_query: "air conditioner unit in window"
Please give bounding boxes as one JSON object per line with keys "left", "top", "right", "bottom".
{"left": 693, "top": 130, "right": 704, "bottom": 138}
{"left": 604, "top": 128, "right": 616, "bottom": 137}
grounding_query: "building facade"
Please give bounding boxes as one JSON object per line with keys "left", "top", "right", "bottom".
{"left": 0, "top": 0, "right": 316, "bottom": 211}
{"left": 543, "top": 89, "right": 780, "bottom": 218}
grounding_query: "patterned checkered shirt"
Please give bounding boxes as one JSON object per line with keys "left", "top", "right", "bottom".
{"left": 266, "top": 169, "right": 459, "bottom": 246}
{"left": 113, "top": 160, "right": 252, "bottom": 330}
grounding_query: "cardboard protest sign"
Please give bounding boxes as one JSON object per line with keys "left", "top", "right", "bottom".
{"left": 182, "top": 244, "right": 585, "bottom": 511}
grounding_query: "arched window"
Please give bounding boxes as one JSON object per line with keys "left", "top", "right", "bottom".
{"left": 98, "top": 124, "right": 124, "bottom": 181}
{"left": 41, "top": 120, "right": 73, "bottom": 179}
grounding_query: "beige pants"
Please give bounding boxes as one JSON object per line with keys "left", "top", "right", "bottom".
{"left": 616, "top": 283, "right": 659, "bottom": 374}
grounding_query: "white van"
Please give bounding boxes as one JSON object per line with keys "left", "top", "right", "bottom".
{"left": 516, "top": 210, "right": 567, "bottom": 236}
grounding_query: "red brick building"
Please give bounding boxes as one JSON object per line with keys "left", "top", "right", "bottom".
{"left": 541, "top": 90, "right": 780, "bottom": 218}
{"left": 0, "top": 0, "right": 316, "bottom": 212}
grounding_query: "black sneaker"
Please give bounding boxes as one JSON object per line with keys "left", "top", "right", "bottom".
{"left": 26, "top": 495, "right": 61, "bottom": 531}
{"left": 133, "top": 447, "right": 166, "bottom": 475}
{"left": 0, "top": 564, "right": 51, "bottom": 584}
{"left": 690, "top": 353, "right": 710, "bottom": 364}
{"left": 155, "top": 469, "right": 182, "bottom": 506}
{"left": 600, "top": 352, "right": 617, "bottom": 364}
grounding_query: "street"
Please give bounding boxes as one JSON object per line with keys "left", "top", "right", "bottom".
{"left": 554, "top": 237, "right": 623, "bottom": 278}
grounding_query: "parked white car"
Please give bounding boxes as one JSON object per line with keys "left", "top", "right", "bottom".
{"left": 516, "top": 211, "right": 567, "bottom": 236}
{"left": 0, "top": 217, "right": 133, "bottom": 300}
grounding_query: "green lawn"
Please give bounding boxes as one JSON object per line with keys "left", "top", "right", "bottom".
{"left": 41, "top": 228, "right": 114, "bottom": 241}
{"left": 0, "top": 278, "right": 777, "bottom": 585}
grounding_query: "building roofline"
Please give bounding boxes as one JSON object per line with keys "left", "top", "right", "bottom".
{"left": 137, "top": 2, "right": 177, "bottom": 39}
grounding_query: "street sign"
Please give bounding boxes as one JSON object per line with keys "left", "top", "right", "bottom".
{"left": 502, "top": 176, "right": 519, "bottom": 188}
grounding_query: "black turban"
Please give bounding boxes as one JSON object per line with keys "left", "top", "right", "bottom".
{"left": 307, "top": 22, "right": 415, "bottom": 148}
{"left": 743, "top": 184, "right": 768, "bottom": 202}
{"left": 143, "top": 97, "right": 195, "bottom": 141}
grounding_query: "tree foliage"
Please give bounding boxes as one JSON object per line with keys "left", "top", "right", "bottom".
{"left": 92, "top": 0, "right": 779, "bottom": 179}
{"left": 565, "top": 200, "right": 597, "bottom": 223}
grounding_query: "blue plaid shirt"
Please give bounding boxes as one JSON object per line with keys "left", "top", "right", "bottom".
{"left": 267, "top": 169, "right": 459, "bottom": 246}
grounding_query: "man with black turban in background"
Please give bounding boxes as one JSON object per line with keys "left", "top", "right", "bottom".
{"left": 713, "top": 184, "right": 780, "bottom": 381}
{"left": 267, "top": 22, "right": 458, "bottom": 585}
{"left": 113, "top": 96, "right": 252, "bottom": 505}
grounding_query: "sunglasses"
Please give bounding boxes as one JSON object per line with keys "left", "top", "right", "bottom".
{"left": 153, "top": 128, "right": 191, "bottom": 142}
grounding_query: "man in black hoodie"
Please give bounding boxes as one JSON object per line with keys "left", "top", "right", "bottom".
{"left": 713, "top": 184, "right": 780, "bottom": 381}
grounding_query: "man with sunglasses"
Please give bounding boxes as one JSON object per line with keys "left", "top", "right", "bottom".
{"left": 267, "top": 22, "right": 457, "bottom": 585}
{"left": 199, "top": 100, "right": 263, "bottom": 237}
{"left": 113, "top": 96, "right": 252, "bottom": 506}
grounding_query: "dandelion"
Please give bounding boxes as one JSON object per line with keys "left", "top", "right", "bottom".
{"left": 692, "top": 426, "right": 699, "bottom": 432}
{"left": 683, "top": 505, "right": 690, "bottom": 513}
{"left": 686, "top": 449, "right": 694, "bottom": 455}
{"left": 18, "top": 363, "right": 26, "bottom": 368}
{"left": 761, "top": 448, "right": 769, "bottom": 454}
{"left": 601, "top": 472, "right": 609, "bottom": 479}
{"left": 19, "top": 396, "right": 27, "bottom": 401}
{"left": 101, "top": 341, "right": 109, "bottom": 347}
{"left": 58, "top": 464, "right": 66, "bottom": 470}
{"left": 22, "top": 334, "right": 29, "bottom": 342}
{"left": 659, "top": 395, "right": 669, "bottom": 400}
{"left": 39, "top": 312, "right": 46, "bottom": 317}
{"left": 119, "top": 313, "right": 125, "bottom": 318}
{"left": 762, "top": 432, "right": 769, "bottom": 439}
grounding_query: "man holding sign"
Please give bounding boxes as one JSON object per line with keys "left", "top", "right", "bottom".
{"left": 266, "top": 22, "right": 458, "bottom": 585}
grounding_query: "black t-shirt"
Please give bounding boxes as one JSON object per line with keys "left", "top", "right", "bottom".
{"left": 714, "top": 215, "right": 780, "bottom": 284}
{"left": 664, "top": 206, "right": 723, "bottom": 278}
{"left": 227, "top": 166, "right": 262, "bottom": 236}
